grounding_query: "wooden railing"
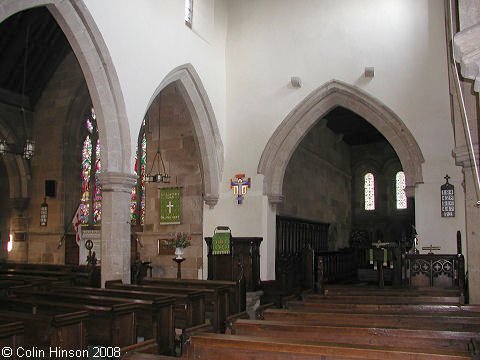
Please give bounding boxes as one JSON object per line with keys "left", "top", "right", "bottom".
{"left": 404, "top": 253, "right": 465, "bottom": 291}
{"left": 275, "top": 216, "right": 329, "bottom": 291}
{"left": 310, "top": 250, "right": 356, "bottom": 293}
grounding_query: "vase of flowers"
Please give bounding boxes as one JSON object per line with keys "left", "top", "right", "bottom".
{"left": 163, "top": 232, "right": 191, "bottom": 259}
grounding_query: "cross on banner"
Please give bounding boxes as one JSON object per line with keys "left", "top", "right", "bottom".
{"left": 166, "top": 201, "right": 174, "bottom": 214}
{"left": 160, "top": 188, "right": 181, "bottom": 224}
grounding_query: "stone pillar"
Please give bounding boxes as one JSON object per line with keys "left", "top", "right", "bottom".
{"left": 464, "top": 168, "right": 480, "bottom": 304}
{"left": 6, "top": 198, "right": 30, "bottom": 262}
{"left": 454, "top": 145, "right": 480, "bottom": 303}
{"left": 454, "top": 1, "right": 480, "bottom": 94}
{"left": 99, "top": 172, "right": 137, "bottom": 287}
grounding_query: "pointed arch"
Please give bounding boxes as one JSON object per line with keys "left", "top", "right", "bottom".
{"left": 0, "top": 121, "right": 30, "bottom": 200}
{"left": 258, "top": 80, "right": 424, "bottom": 205}
{"left": 0, "top": 0, "right": 132, "bottom": 174}
{"left": 147, "top": 64, "right": 223, "bottom": 206}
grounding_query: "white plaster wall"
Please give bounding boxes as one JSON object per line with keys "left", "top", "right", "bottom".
{"left": 83, "top": 0, "right": 228, "bottom": 165}
{"left": 212, "top": 0, "right": 463, "bottom": 278}
{"left": 81, "top": 0, "right": 465, "bottom": 279}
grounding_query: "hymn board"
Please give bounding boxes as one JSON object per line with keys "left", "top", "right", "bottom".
{"left": 441, "top": 175, "right": 455, "bottom": 217}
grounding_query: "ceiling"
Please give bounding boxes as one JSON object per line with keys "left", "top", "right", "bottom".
{"left": 0, "top": 7, "right": 71, "bottom": 108}
{"left": 325, "top": 106, "right": 386, "bottom": 146}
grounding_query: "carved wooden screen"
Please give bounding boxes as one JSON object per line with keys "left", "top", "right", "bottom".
{"left": 276, "top": 216, "right": 329, "bottom": 290}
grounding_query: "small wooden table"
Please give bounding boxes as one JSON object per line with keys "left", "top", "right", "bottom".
{"left": 172, "top": 258, "right": 186, "bottom": 279}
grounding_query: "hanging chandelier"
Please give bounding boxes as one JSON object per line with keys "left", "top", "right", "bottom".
{"left": 0, "top": 26, "right": 35, "bottom": 160}
{"left": 145, "top": 113, "right": 170, "bottom": 184}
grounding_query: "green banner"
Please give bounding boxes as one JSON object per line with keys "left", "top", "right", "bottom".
{"left": 212, "top": 232, "right": 231, "bottom": 255}
{"left": 160, "top": 188, "right": 181, "bottom": 224}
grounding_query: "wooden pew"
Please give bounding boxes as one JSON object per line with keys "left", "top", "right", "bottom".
{"left": 262, "top": 308, "right": 480, "bottom": 331}
{"left": 0, "top": 268, "right": 77, "bottom": 285}
{"left": 0, "top": 263, "right": 100, "bottom": 287}
{"left": 8, "top": 290, "right": 138, "bottom": 347}
{"left": 141, "top": 278, "right": 240, "bottom": 313}
{"left": 286, "top": 300, "right": 480, "bottom": 316}
{"left": 231, "top": 319, "right": 479, "bottom": 352}
{"left": 183, "top": 333, "right": 472, "bottom": 359}
{"left": 324, "top": 285, "right": 463, "bottom": 296}
{"left": 105, "top": 282, "right": 206, "bottom": 330}
{"left": 0, "top": 319, "right": 24, "bottom": 352}
{"left": 0, "top": 298, "right": 88, "bottom": 350}
{"left": 140, "top": 278, "right": 231, "bottom": 332}
{"left": 304, "top": 293, "right": 462, "bottom": 304}
{"left": 0, "top": 273, "right": 74, "bottom": 289}
{"left": 51, "top": 286, "right": 176, "bottom": 355}
{"left": 122, "top": 352, "right": 178, "bottom": 360}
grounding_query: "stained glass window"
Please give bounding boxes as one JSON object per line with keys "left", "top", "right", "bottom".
{"left": 364, "top": 173, "right": 375, "bottom": 211}
{"left": 80, "top": 107, "right": 101, "bottom": 224}
{"left": 131, "top": 120, "right": 147, "bottom": 226}
{"left": 396, "top": 171, "right": 407, "bottom": 209}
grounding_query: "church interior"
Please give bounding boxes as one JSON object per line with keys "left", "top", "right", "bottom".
{"left": 0, "top": 1, "right": 479, "bottom": 358}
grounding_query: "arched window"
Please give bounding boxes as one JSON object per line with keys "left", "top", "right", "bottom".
{"left": 131, "top": 119, "right": 147, "bottom": 225}
{"left": 80, "top": 107, "right": 101, "bottom": 224}
{"left": 364, "top": 172, "right": 375, "bottom": 211}
{"left": 396, "top": 171, "right": 407, "bottom": 209}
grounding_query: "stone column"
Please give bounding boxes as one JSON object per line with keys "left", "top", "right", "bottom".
{"left": 6, "top": 198, "right": 30, "bottom": 262}
{"left": 99, "top": 171, "right": 137, "bottom": 286}
{"left": 454, "top": 145, "right": 480, "bottom": 303}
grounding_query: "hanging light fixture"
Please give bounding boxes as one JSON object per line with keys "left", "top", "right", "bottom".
{"left": 145, "top": 104, "right": 170, "bottom": 184}
{"left": 145, "top": 150, "right": 171, "bottom": 183}
{"left": 0, "top": 26, "right": 35, "bottom": 159}
{"left": 21, "top": 25, "right": 35, "bottom": 159}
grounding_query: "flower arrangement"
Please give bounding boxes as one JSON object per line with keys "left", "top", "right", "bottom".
{"left": 163, "top": 232, "right": 192, "bottom": 249}
{"left": 350, "top": 229, "right": 370, "bottom": 247}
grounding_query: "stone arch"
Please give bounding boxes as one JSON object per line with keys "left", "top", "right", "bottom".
{"left": 146, "top": 64, "right": 224, "bottom": 206}
{"left": 0, "top": 121, "right": 29, "bottom": 200}
{"left": 0, "top": 0, "right": 132, "bottom": 174}
{"left": 258, "top": 80, "right": 424, "bottom": 205}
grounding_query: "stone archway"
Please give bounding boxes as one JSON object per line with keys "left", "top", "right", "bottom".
{"left": 147, "top": 63, "right": 224, "bottom": 206}
{"left": 0, "top": 1, "right": 135, "bottom": 284}
{"left": 258, "top": 80, "right": 424, "bottom": 205}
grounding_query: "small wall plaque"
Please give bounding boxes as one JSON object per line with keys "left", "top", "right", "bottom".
{"left": 441, "top": 174, "right": 455, "bottom": 217}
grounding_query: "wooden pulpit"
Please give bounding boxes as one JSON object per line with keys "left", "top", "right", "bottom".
{"left": 204, "top": 236, "right": 262, "bottom": 292}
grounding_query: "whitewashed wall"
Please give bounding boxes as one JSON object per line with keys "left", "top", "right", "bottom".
{"left": 82, "top": 0, "right": 465, "bottom": 280}
{"left": 209, "top": 0, "right": 464, "bottom": 279}
{"left": 83, "top": 0, "right": 228, "bottom": 159}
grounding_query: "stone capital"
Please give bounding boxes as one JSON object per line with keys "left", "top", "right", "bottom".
{"left": 99, "top": 171, "right": 137, "bottom": 193}
{"left": 204, "top": 194, "right": 219, "bottom": 207}
{"left": 267, "top": 193, "right": 285, "bottom": 208}
{"left": 454, "top": 22, "right": 480, "bottom": 93}
{"left": 6, "top": 197, "right": 30, "bottom": 213}
{"left": 453, "top": 144, "right": 479, "bottom": 168}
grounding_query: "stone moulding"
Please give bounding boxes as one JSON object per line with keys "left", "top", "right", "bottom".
{"left": 454, "top": 22, "right": 480, "bottom": 93}
{"left": 258, "top": 79, "right": 425, "bottom": 206}
{"left": 147, "top": 64, "right": 223, "bottom": 208}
